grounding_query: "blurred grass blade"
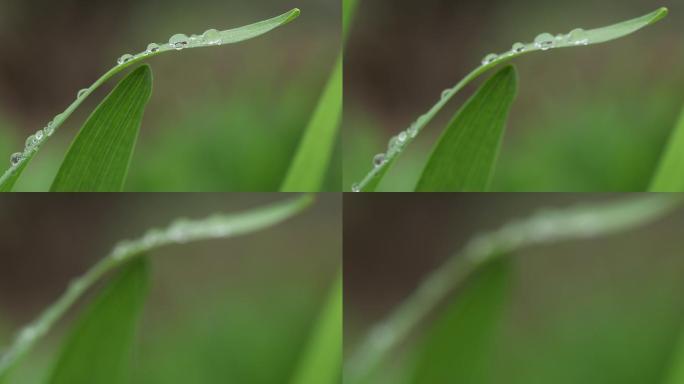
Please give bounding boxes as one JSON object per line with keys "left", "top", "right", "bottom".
{"left": 664, "top": 329, "right": 684, "bottom": 384}
{"left": 0, "top": 8, "right": 300, "bottom": 192}
{"left": 289, "top": 271, "right": 342, "bottom": 384}
{"left": 415, "top": 65, "right": 517, "bottom": 192}
{"left": 650, "top": 106, "right": 684, "bottom": 191}
{"left": 410, "top": 258, "right": 510, "bottom": 384}
{"left": 50, "top": 65, "right": 152, "bottom": 192}
{"left": 354, "top": 7, "right": 668, "bottom": 192}
{"left": 343, "top": 0, "right": 359, "bottom": 41}
{"left": 281, "top": 56, "right": 342, "bottom": 192}
{"left": 48, "top": 257, "right": 149, "bottom": 384}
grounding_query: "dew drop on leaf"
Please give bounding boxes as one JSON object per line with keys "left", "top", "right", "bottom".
{"left": 373, "top": 153, "right": 386, "bottom": 167}
{"left": 512, "top": 42, "right": 526, "bottom": 53}
{"left": 117, "top": 54, "right": 134, "bottom": 65}
{"left": 169, "top": 33, "right": 189, "bottom": 50}
{"left": 77, "top": 89, "right": 88, "bottom": 98}
{"left": 146, "top": 43, "right": 160, "bottom": 53}
{"left": 568, "top": 28, "right": 589, "bottom": 45}
{"left": 10, "top": 152, "right": 22, "bottom": 166}
{"left": 398, "top": 132, "right": 407, "bottom": 143}
{"left": 203, "top": 29, "right": 221, "bottom": 45}
{"left": 351, "top": 183, "right": 360, "bottom": 192}
{"left": 534, "top": 33, "right": 555, "bottom": 50}
{"left": 481, "top": 53, "right": 498, "bottom": 65}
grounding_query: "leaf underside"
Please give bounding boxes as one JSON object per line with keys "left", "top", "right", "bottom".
{"left": 50, "top": 65, "right": 153, "bottom": 192}
{"left": 415, "top": 65, "right": 518, "bottom": 192}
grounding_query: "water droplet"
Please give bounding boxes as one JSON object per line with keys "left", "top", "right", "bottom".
{"left": 373, "top": 153, "right": 386, "bottom": 167}
{"left": 398, "top": 132, "right": 407, "bottom": 143}
{"left": 441, "top": 89, "right": 451, "bottom": 99}
{"left": 146, "top": 43, "right": 160, "bottom": 53}
{"left": 203, "top": 29, "right": 221, "bottom": 45}
{"left": 481, "top": 53, "right": 498, "bottom": 65}
{"left": 407, "top": 124, "right": 418, "bottom": 138}
{"left": 351, "top": 183, "right": 360, "bottom": 192}
{"left": 568, "top": 28, "right": 589, "bottom": 45}
{"left": 117, "top": 54, "right": 134, "bottom": 65}
{"left": 77, "top": 89, "right": 88, "bottom": 98}
{"left": 169, "top": 33, "right": 189, "bottom": 50}
{"left": 34, "top": 130, "right": 44, "bottom": 142}
{"left": 511, "top": 42, "right": 526, "bottom": 53}
{"left": 10, "top": 152, "right": 22, "bottom": 166}
{"left": 534, "top": 33, "right": 555, "bottom": 51}
{"left": 24, "top": 134, "right": 35, "bottom": 148}
{"left": 44, "top": 121, "right": 55, "bottom": 136}
{"left": 388, "top": 135, "right": 399, "bottom": 149}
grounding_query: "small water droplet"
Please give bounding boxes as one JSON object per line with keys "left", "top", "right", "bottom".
{"left": 44, "top": 121, "right": 55, "bottom": 136}
{"left": 568, "top": 28, "right": 589, "bottom": 45}
{"left": 441, "top": 89, "right": 451, "bottom": 99}
{"left": 482, "top": 53, "right": 498, "bottom": 65}
{"left": 407, "top": 124, "right": 418, "bottom": 138}
{"left": 34, "top": 130, "right": 44, "bottom": 142}
{"left": 398, "top": 132, "right": 407, "bottom": 143}
{"left": 512, "top": 42, "right": 526, "bottom": 53}
{"left": 25, "top": 135, "right": 35, "bottom": 149}
{"left": 146, "top": 43, "right": 160, "bottom": 53}
{"left": 373, "top": 153, "right": 386, "bottom": 167}
{"left": 117, "top": 54, "right": 134, "bottom": 65}
{"left": 534, "top": 33, "right": 555, "bottom": 51}
{"left": 77, "top": 89, "right": 88, "bottom": 98}
{"left": 388, "top": 136, "right": 399, "bottom": 150}
{"left": 203, "top": 29, "right": 221, "bottom": 45}
{"left": 10, "top": 152, "right": 22, "bottom": 166}
{"left": 169, "top": 33, "right": 189, "bottom": 50}
{"left": 351, "top": 183, "right": 360, "bottom": 192}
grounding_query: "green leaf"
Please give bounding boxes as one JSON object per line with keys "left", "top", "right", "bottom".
{"left": 281, "top": 56, "right": 342, "bottom": 192}
{"left": 410, "top": 258, "right": 511, "bottom": 384}
{"left": 289, "top": 271, "right": 342, "bottom": 384}
{"left": 0, "top": 8, "right": 300, "bottom": 192}
{"left": 50, "top": 65, "right": 152, "bottom": 192}
{"left": 415, "top": 65, "right": 517, "bottom": 192}
{"left": 650, "top": 106, "right": 684, "bottom": 192}
{"left": 47, "top": 257, "right": 150, "bottom": 384}
{"left": 353, "top": 7, "right": 668, "bottom": 192}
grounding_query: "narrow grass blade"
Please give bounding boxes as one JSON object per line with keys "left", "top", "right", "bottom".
{"left": 663, "top": 330, "right": 684, "bottom": 384}
{"left": 415, "top": 66, "right": 517, "bottom": 191}
{"left": 50, "top": 65, "right": 152, "bottom": 192}
{"left": 48, "top": 257, "right": 149, "bottom": 384}
{"left": 0, "top": 195, "right": 313, "bottom": 379}
{"left": 345, "top": 195, "right": 679, "bottom": 383}
{"left": 410, "top": 258, "right": 510, "bottom": 384}
{"left": 289, "top": 271, "right": 342, "bottom": 384}
{"left": 343, "top": 0, "right": 359, "bottom": 41}
{"left": 650, "top": 106, "right": 684, "bottom": 191}
{"left": 353, "top": 7, "right": 668, "bottom": 192}
{"left": 0, "top": 8, "right": 300, "bottom": 191}
{"left": 281, "top": 56, "right": 342, "bottom": 192}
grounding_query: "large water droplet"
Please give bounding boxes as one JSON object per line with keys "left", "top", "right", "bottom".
{"left": 351, "top": 183, "right": 360, "bottom": 192}
{"left": 203, "top": 29, "right": 221, "bottom": 45}
{"left": 481, "top": 53, "right": 498, "bottom": 65}
{"left": 10, "top": 152, "right": 22, "bottom": 166}
{"left": 373, "top": 153, "right": 386, "bottom": 167}
{"left": 512, "top": 42, "right": 526, "bottom": 53}
{"left": 146, "top": 43, "right": 160, "bottom": 53}
{"left": 169, "top": 34, "right": 189, "bottom": 50}
{"left": 117, "top": 54, "right": 134, "bottom": 65}
{"left": 534, "top": 33, "right": 555, "bottom": 51}
{"left": 568, "top": 28, "right": 589, "bottom": 45}
{"left": 77, "top": 89, "right": 88, "bottom": 98}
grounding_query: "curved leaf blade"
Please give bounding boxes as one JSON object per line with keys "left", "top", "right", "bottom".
{"left": 410, "top": 258, "right": 511, "bottom": 384}
{"left": 416, "top": 65, "right": 518, "bottom": 192}
{"left": 354, "top": 7, "right": 668, "bottom": 192}
{"left": 281, "top": 56, "right": 342, "bottom": 192}
{"left": 50, "top": 65, "right": 152, "bottom": 191}
{"left": 0, "top": 8, "right": 300, "bottom": 191}
{"left": 650, "top": 106, "right": 684, "bottom": 192}
{"left": 289, "top": 271, "right": 342, "bottom": 384}
{"left": 48, "top": 257, "right": 150, "bottom": 384}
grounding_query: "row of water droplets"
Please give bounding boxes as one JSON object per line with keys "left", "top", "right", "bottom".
{"left": 8, "top": 29, "right": 225, "bottom": 168}
{"left": 480, "top": 28, "right": 589, "bottom": 66}
{"left": 351, "top": 27, "right": 590, "bottom": 192}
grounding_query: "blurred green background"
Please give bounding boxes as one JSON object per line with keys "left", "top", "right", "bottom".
{"left": 0, "top": 0, "right": 341, "bottom": 191}
{"left": 0, "top": 193, "right": 340, "bottom": 383}
{"left": 344, "top": 0, "right": 684, "bottom": 191}
{"left": 344, "top": 194, "right": 684, "bottom": 383}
